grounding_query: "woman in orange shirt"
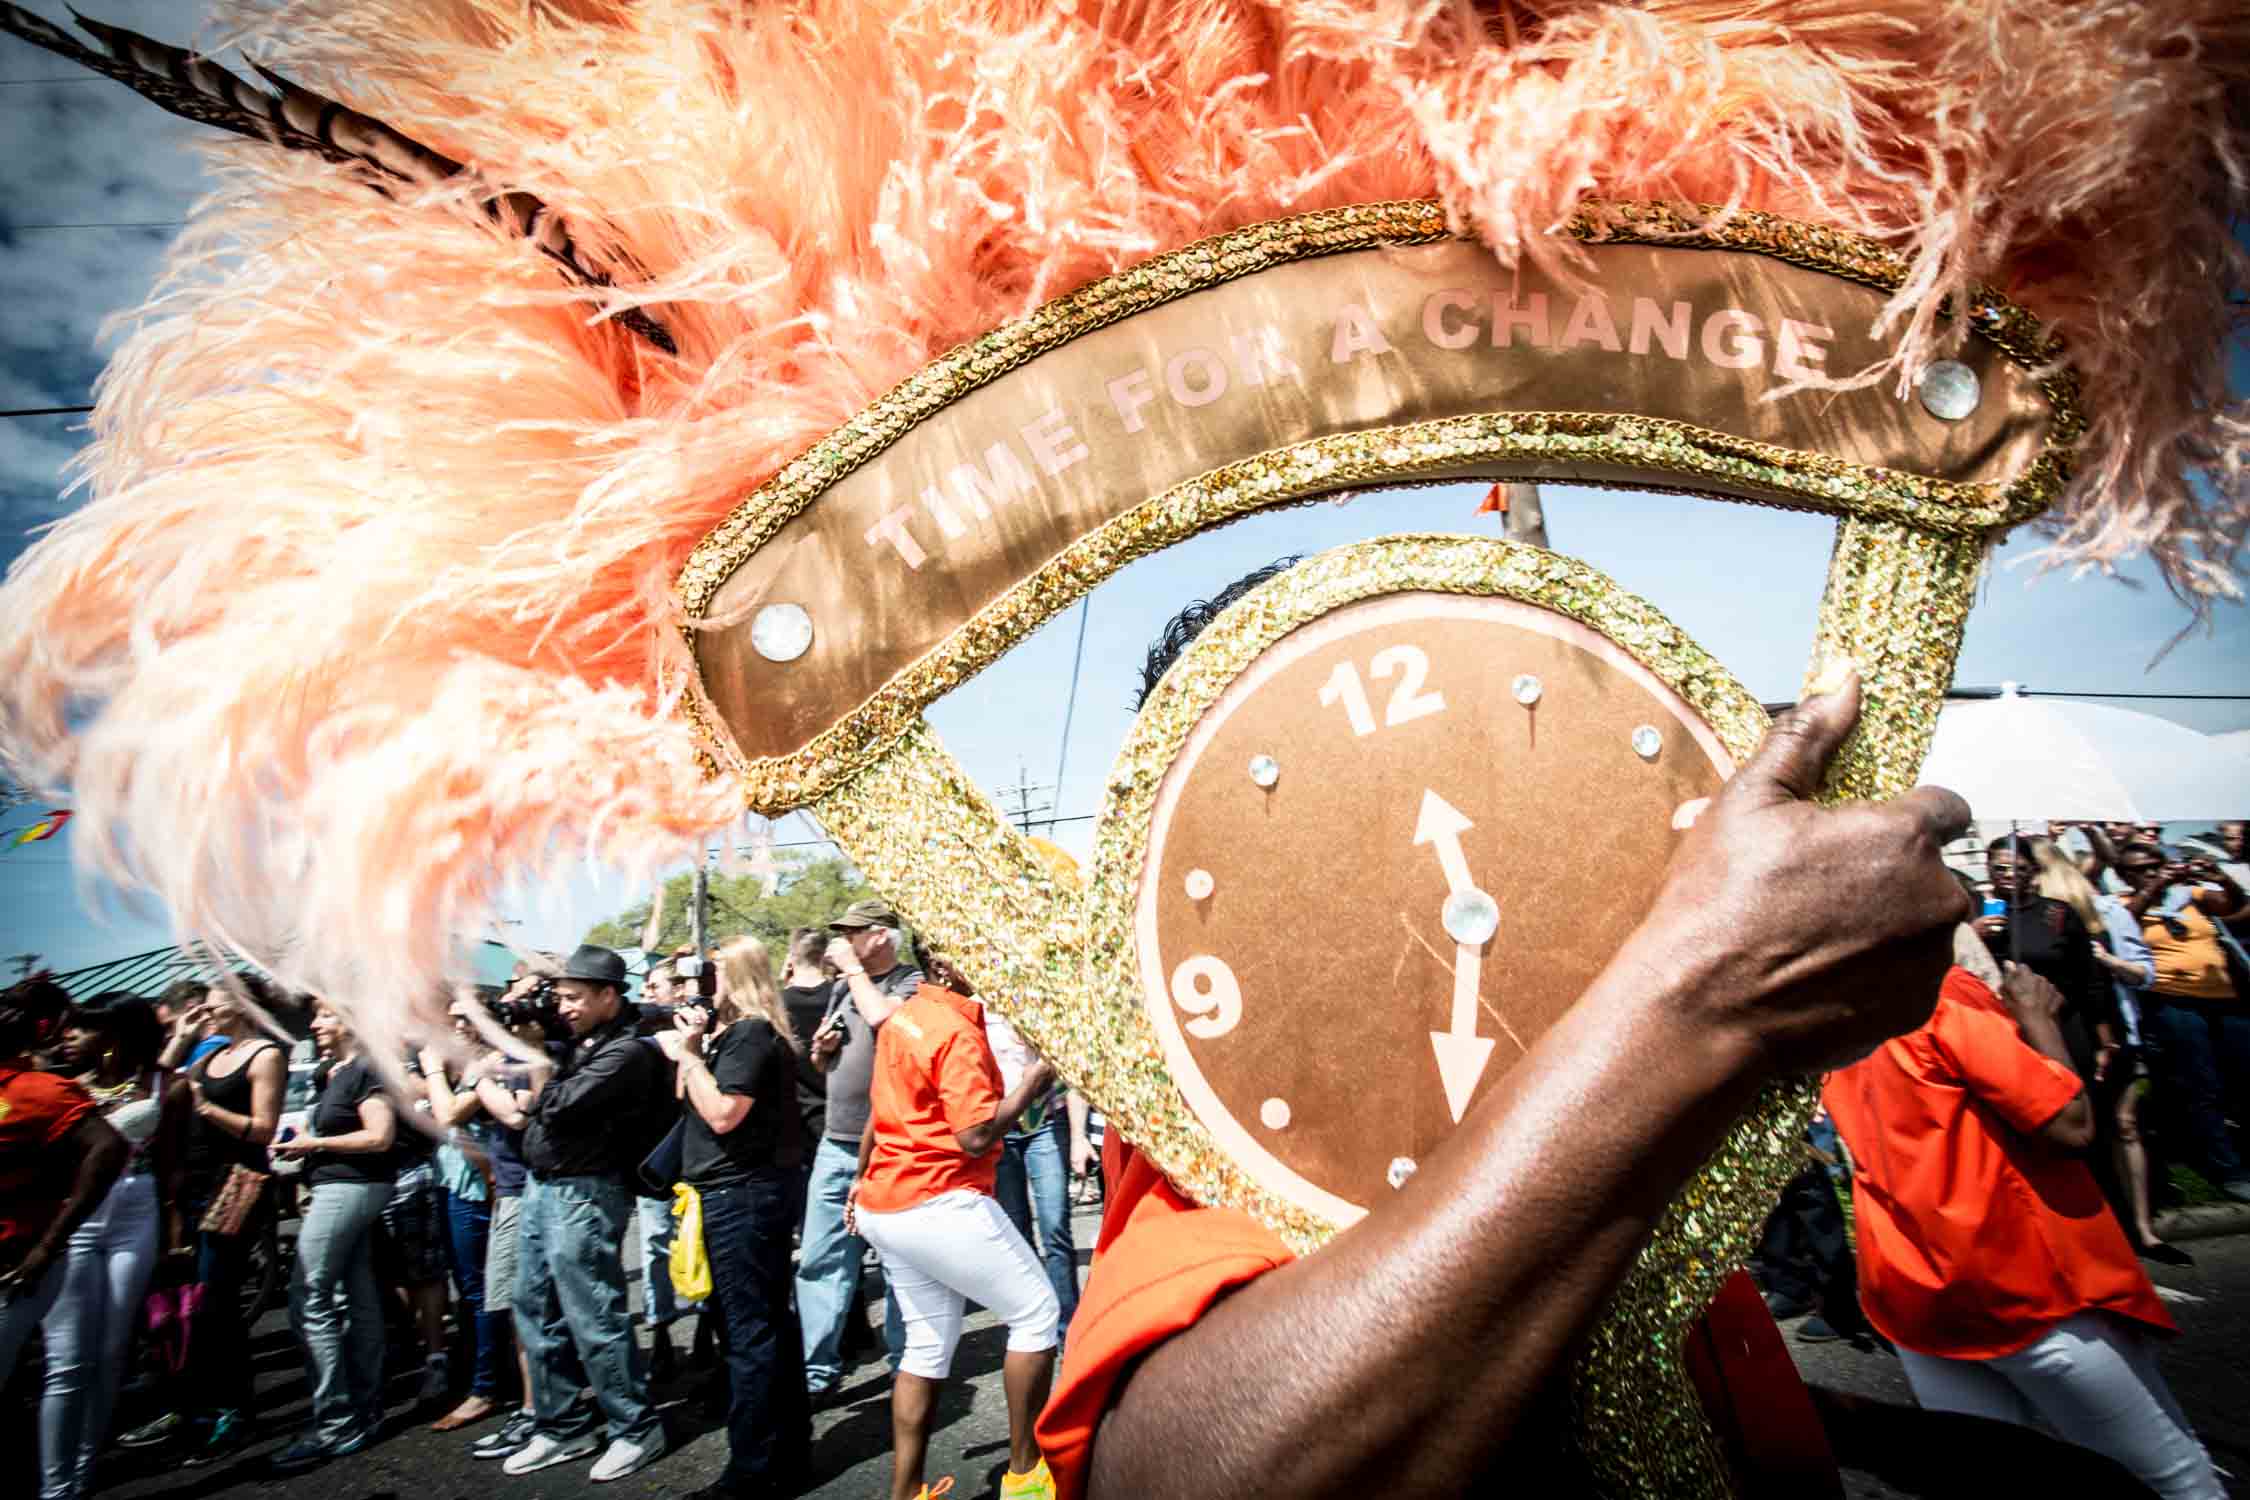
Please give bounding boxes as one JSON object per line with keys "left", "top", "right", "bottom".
{"left": 1823, "top": 962, "right": 2220, "bottom": 1499}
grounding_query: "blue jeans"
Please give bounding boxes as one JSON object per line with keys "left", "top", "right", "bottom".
{"left": 292, "top": 1180, "right": 392, "bottom": 1444}
{"left": 2146, "top": 1000, "right": 2250, "bottom": 1184}
{"left": 994, "top": 1110, "right": 1079, "bottom": 1342}
{"left": 443, "top": 1190, "right": 505, "bottom": 1398}
{"left": 700, "top": 1173, "right": 809, "bottom": 1488}
{"left": 634, "top": 1194, "right": 681, "bottom": 1332}
{"left": 512, "top": 1174, "right": 657, "bottom": 1444}
{"left": 795, "top": 1135, "right": 899, "bottom": 1391}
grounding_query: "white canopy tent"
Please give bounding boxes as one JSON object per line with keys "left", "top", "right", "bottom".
{"left": 1916, "top": 686, "right": 2250, "bottom": 825}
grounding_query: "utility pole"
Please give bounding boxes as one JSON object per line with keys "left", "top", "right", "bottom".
{"left": 689, "top": 852, "right": 709, "bottom": 956}
{"left": 995, "top": 762, "right": 1053, "bottom": 833}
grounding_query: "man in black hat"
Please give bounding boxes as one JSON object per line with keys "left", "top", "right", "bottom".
{"left": 795, "top": 900, "right": 922, "bottom": 1400}
{"left": 499, "top": 944, "right": 670, "bottom": 1484}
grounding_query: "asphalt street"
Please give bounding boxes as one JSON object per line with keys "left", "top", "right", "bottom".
{"left": 16, "top": 1206, "right": 2246, "bottom": 1499}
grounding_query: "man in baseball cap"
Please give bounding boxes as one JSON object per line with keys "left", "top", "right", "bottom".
{"left": 797, "top": 898, "right": 922, "bottom": 1400}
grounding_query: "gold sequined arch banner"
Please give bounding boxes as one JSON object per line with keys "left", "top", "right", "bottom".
{"left": 679, "top": 200, "right": 2071, "bottom": 1499}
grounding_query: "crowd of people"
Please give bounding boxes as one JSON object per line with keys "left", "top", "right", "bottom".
{"left": 0, "top": 904, "right": 1093, "bottom": 1500}
{"left": 0, "top": 569, "right": 2243, "bottom": 1500}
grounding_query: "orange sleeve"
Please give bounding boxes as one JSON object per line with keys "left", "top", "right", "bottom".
{"left": 931, "top": 1021, "right": 1002, "bottom": 1140}
{"left": 1929, "top": 991, "right": 2084, "bottom": 1138}
{"left": 1036, "top": 1150, "right": 1295, "bottom": 1500}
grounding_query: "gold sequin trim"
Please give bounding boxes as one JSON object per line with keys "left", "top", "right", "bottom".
{"left": 674, "top": 199, "right": 2078, "bottom": 812}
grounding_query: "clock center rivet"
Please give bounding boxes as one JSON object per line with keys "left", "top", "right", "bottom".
{"left": 1631, "top": 724, "right": 1663, "bottom": 760}
{"left": 1511, "top": 673, "right": 1543, "bottom": 706}
{"left": 1247, "top": 753, "right": 1281, "bottom": 788}
{"left": 1441, "top": 887, "right": 1499, "bottom": 945}
{"left": 1259, "top": 1097, "right": 1292, "bottom": 1130}
{"left": 1387, "top": 1157, "right": 1419, "bottom": 1189}
{"left": 1183, "top": 868, "right": 1215, "bottom": 900}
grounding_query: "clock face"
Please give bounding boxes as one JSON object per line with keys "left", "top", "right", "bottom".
{"left": 1135, "top": 591, "right": 1735, "bottom": 1225}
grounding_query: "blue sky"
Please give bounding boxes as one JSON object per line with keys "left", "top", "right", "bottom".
{"left": 1, "top": 4, "right": 2245, "bottom": 975}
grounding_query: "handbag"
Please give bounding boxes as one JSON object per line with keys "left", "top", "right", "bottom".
{"left": 637, "top": 1119, "right": 686, "bottom": 1198}
{"left": 196, "top": 1163, "right": 271, "bottom": 1237}
{"left": 141, "top": 1274, "right": 203, "bottom": 1377}
{"left": 667, "top": 1183, "right": 711, "bottom": 1303}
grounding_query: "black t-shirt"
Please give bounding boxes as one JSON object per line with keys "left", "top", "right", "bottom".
{"left": 304, "top": 1057, "right": 397, "bottom": 1188}
{"left": 680, "top": 1019, "right": 803, "bottom": 1186}
{"left": 780, "top": 983, "right": 830, "bottom": 1145}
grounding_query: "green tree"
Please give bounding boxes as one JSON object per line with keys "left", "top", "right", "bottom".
{"left": 583, "top": 853, "right": 872, "bottom": 956}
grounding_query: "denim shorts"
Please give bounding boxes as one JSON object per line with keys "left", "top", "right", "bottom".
{"left": 376, "top": 1164, "right": 449, "bottom": 1287}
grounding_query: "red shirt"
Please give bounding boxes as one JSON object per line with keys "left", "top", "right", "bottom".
{"left": 1037, "top": 1135, "right": 1836, "bottom": 1499}
{"left": 0, "top": 1066, "right": 97, "bottom": 1265}
{"left": 1822, "top": 967, "right": 2172, "bottom": 1359}
{"left": 858, "top": 985, "right": 1005, "bottom": 1215}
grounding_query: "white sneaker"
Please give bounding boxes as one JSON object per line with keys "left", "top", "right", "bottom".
{"left": 589, "top": 1432, "right": 667, "bottom": 1483}
{"left": 501, "top": 1430, "right": 600, "bottom": 1475}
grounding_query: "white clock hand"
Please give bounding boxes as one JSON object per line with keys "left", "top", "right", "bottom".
{"left": 1414, "top": 789, "right": 1498, "bottom": 1122}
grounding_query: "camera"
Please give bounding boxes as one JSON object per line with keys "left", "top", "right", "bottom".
{"left": 492, "top": 976, "right": 560, "bottom": 1029}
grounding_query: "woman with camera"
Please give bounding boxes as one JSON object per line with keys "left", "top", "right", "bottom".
{"left": 2116, "top": 840, "right": 2250, "bottom": 1204}
{"left": 656, "top": 936, "right": 812, "bottom": 1500}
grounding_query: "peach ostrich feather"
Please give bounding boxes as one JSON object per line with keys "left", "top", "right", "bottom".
{"left": 0, "top": 0, "right": 2241, "bottom": 1041}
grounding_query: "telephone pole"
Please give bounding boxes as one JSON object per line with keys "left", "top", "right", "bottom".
{"left": 995, "top": 762, "right": 1053, "bottom": 833}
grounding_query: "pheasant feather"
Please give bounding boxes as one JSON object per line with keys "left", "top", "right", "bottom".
{"left": 0, "top": 2, "right": 676, "bottom": 353}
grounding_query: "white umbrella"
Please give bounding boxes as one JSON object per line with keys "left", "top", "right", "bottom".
{"left": 1916, "top": 685, "right": 2250, "bottom": 823}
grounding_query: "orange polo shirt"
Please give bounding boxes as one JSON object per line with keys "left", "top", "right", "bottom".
{"left": 1036, "top": 1136, "right": 1836, "bottom": 1500}
{"left": 1822, "top": 967, "right": 2173, "bottom": 1361}
{"left": 857, "top": 984, "right": 1004, "bottom": 1215}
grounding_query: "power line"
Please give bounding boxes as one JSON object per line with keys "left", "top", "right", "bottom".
{"left": 12, "top": 221, "right": 184, "bottom": 231}
{"left": 0, "top": 404, "right": 92, "bottom": 417}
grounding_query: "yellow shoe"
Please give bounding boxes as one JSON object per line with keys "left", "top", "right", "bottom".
{"left": 1000, "top": 1457, "right": 1055, "bottom": 1500}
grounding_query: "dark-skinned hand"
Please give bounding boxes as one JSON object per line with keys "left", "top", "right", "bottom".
{"left": 1632, "top": 674, "right": 1973, "bottom": 1076}
{"left": 1999, "top": 961, "right": 2066, "bottom": 1024}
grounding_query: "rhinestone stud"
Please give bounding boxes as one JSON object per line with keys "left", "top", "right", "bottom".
{"left": 1632, "top": 725, "right": 1663, "bottom": 760}
{"left": 1386, "top": 1157, "right": 1418, "bottom": 1189}
{"left": 1512, "top": 673, "right": 1543, "bottom": 706}
{"left": 749, "top": 603, "right": 814, "bottom": 663}
{"left": 1917, "top": 360, "right": 1981, "bottom": 421}
{"left": 1441, "top": 887, "right": 1500, "bottom": 946}
{"left": 1247, "top": 754, "right": 1280, "bottom": 788}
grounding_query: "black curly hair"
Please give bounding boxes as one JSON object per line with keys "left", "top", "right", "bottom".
{"left": 1133, "top": 556, "right": 1301, "bottom": 710}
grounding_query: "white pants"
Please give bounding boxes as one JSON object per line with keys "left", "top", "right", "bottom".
{"left": 41, "top": 1172, "right": 162, "bottom": 1499}
{"left": 1897, "top": 1311, "right": 2223, "bottom": 1500}
{"left": 856, "top": 1189, "right": 1058, "bottom": 1379}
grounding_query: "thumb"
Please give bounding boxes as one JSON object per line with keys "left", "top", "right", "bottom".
{"left": 1734, "top": 671, "right": 1862, "bottom": 806}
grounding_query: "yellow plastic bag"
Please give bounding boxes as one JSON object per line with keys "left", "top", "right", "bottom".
{"left": 668, "top": 1183, "right": 711, "bottom": 1303}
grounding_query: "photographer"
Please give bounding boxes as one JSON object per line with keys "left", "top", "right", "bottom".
{"left": 499, "top": 945, "right": 669, "bottom": 1483}
{"left": 462, "top": 969, "right": 565, "bottom": 1461}
{"left": 2117, "top": 842, "right": 2250, "bottom": 1204}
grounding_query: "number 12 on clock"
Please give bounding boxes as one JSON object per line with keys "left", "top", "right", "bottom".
{"left": 1317, "top": 645, "right": 1446, "bottom": 737}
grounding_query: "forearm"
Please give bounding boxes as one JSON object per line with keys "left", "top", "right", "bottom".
{"left": 1068, "top": 1090, "right": 1090, "bottom": 1151}
{"left": 855, "top": 1124, "right": 876, "bottom": 1179}
{"left": 308, "top": 1127, "right": 391, "bottom": 1154}
{"left": 2092, "top": 947, "right": 2153, "bottom": 988}
{"left": 679, "top": 1054, "right": 751, "bottom": 1133}
{"left": 844, "top": 970, "right": 902, "bottom": 1027}
{"left": 196, "top": 1099, "right": 275, "bottom": 1146}
{"left": 1085, "top": 958, "right": 1759, "bottom": 1499}
{"left": 470, "top": 1074, "right": 530, "bottom": 1127}
{"left": 2011, "top": 1008, "right": 2078, "bottom": 1070}
{"left": 39, "top": 1130, "right": 129, "bottom": 1258}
